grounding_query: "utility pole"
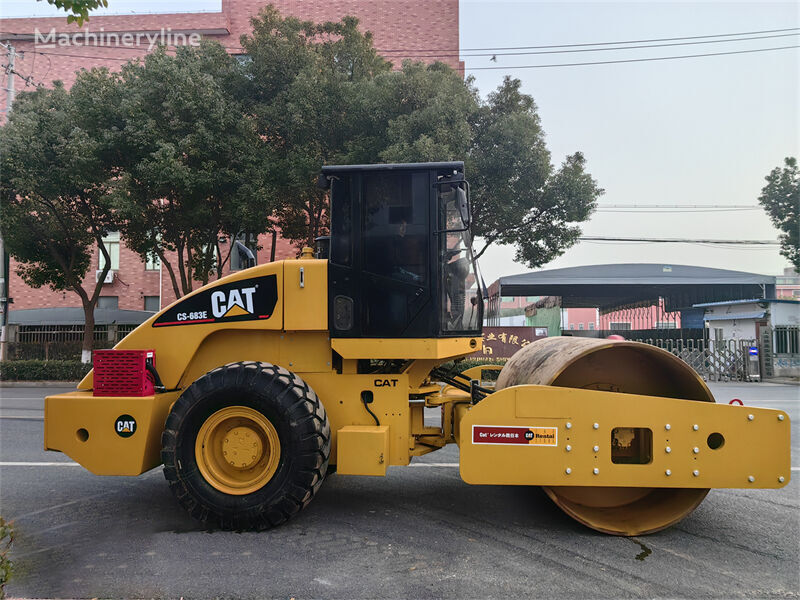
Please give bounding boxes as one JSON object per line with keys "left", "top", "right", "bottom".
{"left": 0, "top": 42, "right": 17, "bottom": 361}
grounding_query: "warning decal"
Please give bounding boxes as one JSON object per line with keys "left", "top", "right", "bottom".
{"left": 472, "top": 425, "right": 558, "bottom": 446}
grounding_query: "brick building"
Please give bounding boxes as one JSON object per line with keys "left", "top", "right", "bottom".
{"left": 0, "top": 0, "right": 461, "bottom": 314}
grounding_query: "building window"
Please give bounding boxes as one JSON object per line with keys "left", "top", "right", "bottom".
{"left": 656, "top": 321, "right": 677, "bottom": 329}
{"left": 99, "top": 231, "right": 120, "bottom": 271}
{"left": 774, "top": 326, "right": 800, "bottom": 354}
{"left": 578, "top": 323, "right": 584, "bottom": 330}
{"left": 501, "top": 297, "right": 513, "bottom": 303}
{"left": 527, "top": 296, "right": 538, "bottom": 303}
{"left": 98, "top": 296, "right": 118, "bottom": 310}
{"left": 588, "top": 322, "right": 595, "bottom": 330}
{"left": 144, "top": 296, "right": 160, "bottom": 312}
{"left": 569, "top": 324, "right": 575, "bottom": 330}
{"left": 144, "top": 251, "right": 160, "bottom": 271}
{"left": 609, "top": 321, "right": 631, "bottom": 330}
{"left": 793, "top": 290, "right": 800, "bottom": 298}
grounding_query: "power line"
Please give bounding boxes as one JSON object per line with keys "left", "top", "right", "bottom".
{"left": 33, "top": 49, "right": 132, "bottom": 62}
{"left": 466, "top": 44, "right": 799, "bottom": 70}
{"left": 33, "top": 42, "right": 800, "bottom": 70}
{"left": 596, "top": 205, "right": 762, "bottom": 213}
{"left": 395, "top": 32, "right": 800, "bottom": 58}
{"left": 598, "top": 204, "right": 760, "bottom": 208}
{"left": 375, "top": 26, "right": 800, "bottom": 52}
{"left": 35, "top": 26, "right": 799, "bottom": 57}
{"left": 579, "top": 236, "right": 779, "bottom": 244}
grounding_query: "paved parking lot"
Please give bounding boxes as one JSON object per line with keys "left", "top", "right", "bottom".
{"left": 1, "top": 382, "right": 798, "bottom": 598}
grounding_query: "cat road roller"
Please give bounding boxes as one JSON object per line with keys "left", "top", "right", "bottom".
{"left": 44, "top": 162, "right": 790, "bottom": 536}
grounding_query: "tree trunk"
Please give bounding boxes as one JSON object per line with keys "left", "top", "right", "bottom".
{"left": 81, "top": 300, "right": 95, "bottom": 364}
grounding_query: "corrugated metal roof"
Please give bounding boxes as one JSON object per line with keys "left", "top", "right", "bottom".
{"left": 500, "top": 264, "right": 774, "bottom": 286}
{"left": 703, "top": 311, "right": 766, "bottom": 321}
{"left": 496, "top": 264, "right": 776, "bottom": 312}
{"left": 694, "top": 298, "right": 800, "bottom": 307}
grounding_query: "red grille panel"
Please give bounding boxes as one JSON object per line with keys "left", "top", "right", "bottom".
{"left": 93, "top": 349, "right": 155, "bottom": 397}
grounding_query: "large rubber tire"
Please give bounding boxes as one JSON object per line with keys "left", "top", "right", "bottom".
{"left": 161, "top": 361, "right": 330, "bottom": 530}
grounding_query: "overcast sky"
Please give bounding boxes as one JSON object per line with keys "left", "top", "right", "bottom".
{"left": 3, "top": 1, "right": 798, "bottom": 281}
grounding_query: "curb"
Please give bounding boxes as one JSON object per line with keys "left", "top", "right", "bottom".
{"left": 0, "top": 381, "right": 79, "bottom": 387}
{"left": 765, "top": 378, "right": 800, "bottom": 387}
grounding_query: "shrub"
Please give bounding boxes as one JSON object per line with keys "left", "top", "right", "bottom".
{"left": 0, "top": 360, "right": 92, "bottom": 381}
{"left": 0, "top": 517, "right": 13, "bottom": 597}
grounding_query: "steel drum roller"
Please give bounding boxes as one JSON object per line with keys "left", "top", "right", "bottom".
{"left": 496, "top": 337, "right": 714, "bottom": 536}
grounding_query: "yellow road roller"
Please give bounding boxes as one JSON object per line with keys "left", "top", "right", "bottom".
{"left": 44, "top": 162, "right": 791, "bottom": 535}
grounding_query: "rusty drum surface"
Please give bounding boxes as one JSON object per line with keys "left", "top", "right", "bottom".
{"left": 497, "top": 337, "right": 714, "bottom": 536}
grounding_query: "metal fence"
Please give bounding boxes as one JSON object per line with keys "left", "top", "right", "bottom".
{"left": 639, "top": 338, "right": 758, "bottom": 382}
{"left": 773, "top": 326, "right": 800, "bottom": 354}
{"left": 6, "top": 324, "right": 137, "bottom": 360}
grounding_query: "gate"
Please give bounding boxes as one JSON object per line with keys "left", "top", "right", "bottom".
{"left": 642, "top": 338, "right": 758, "bottom": 382}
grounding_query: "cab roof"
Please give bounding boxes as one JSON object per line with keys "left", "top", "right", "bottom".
{"left": 321, "top": 161, "right": 464, "bottom": 174}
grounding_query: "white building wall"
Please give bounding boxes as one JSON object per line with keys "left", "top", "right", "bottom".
{"left": 708, "top": 318, "right": 757, "bottom": 340}
{"left": 769, "top": 302, "right": 800, "bottom": 327}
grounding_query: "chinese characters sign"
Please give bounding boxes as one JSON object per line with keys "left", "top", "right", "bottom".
{"left": 474, "top": 326, "right": 548, "bottom": 358}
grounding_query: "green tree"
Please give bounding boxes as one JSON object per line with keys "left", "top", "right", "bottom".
{"left": 0, "top": 82, "right": 118, "bottom": 362}
{"left": 45, "top": 0, "right": 108, "bottom": 24}
{"left": 366, "top": 61, "right": 478, "bottom": 164}
{"left": 240, "top": 8, "right": 392, "bottom": 248}
{"left": 758, "top": 157, "right": 800, "bottom": 270}
{"left": 114, "top": 42, "right": 270, "bottom": 298}
{"left": 469, "top": 77, "right": 602, "bottom": 267}
{"left": 241, "top": 7, "right": 600, "bottom": 265}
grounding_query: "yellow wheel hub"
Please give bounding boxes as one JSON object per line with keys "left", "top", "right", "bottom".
{"left": 195, "top": 406, "right": 280, "bottom": 495}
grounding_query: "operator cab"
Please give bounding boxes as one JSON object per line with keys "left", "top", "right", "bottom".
{"left": 319, "top": 162, "right": 483, "bottom": 339}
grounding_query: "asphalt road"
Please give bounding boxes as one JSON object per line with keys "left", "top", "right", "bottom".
{"left": 1, "top": 382, "right": 798, "bottom": 599}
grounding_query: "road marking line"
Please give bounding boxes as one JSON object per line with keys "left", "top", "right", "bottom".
{"left": 0, "top": 462, "right": 79, "bottom": 466}
{"left": 408, "top": 463, "right": 459, "bottom": 467}
{"left": 0, "top": 415, "right": 43, "bottom": 420}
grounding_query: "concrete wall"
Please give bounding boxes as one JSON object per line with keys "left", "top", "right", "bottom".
{"left": 773, "top": 354, "right": 800, "bottom": 378}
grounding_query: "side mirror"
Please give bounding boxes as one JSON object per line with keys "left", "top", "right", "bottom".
{"left": 456, "top": 186, "right": 471, "bottom": 229}
{"left": 317, "top": 174, "right": 331, "bottom": 190}
{"left": 234, "top": 240, "right": 256, "bottom": 269}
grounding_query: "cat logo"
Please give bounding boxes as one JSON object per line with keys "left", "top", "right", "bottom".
{"left": 211, "top": 287, "right": 256, "bottom": 318}
{"left": 152, "top": 274, "right": 278, "bottom": 328}
{"left": 115, "top": 414, "right": 137, "bottom": 438}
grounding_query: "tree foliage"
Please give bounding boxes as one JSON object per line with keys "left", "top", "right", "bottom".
{"left": 758, "top": 157, "right": 800, "bottom": 270}
{"left": 239, "top": 8, "right": 393, "bottom": 247}
{"left": 44, "top": 0, "right": 108, "bottom": 24}
{"left": 0, "top": 81, "right": 118, "bottom": 360}
{"left": 241, "top": 9, "right": 600, "bottom": 262}
{"left": 469, "top": 77, "right": 602, "bottom": 266}
{"left": 112, "top": 42, "right": 270, "bottom": 297}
